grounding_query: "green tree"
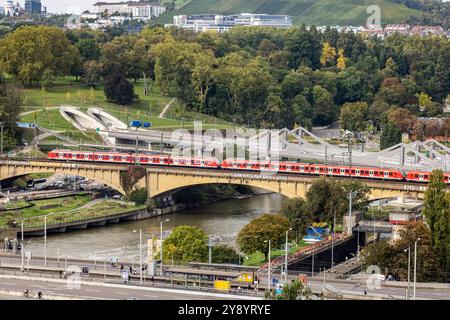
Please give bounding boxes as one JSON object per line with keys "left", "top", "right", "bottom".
{"left": 0, "top": 83, "right": 22, "bottom": 150}
{"left": 162, "top": 225, "right": 208, "bottom": 263}
{"left": 339, "top": 101, "right": 369, "bottom": 132}
{"left": 211, "top": 244, "right": 240, "bottom": 264}
{"left": 0, "top": 26, "right": 79, "bottom": 86}
{"left": 237, "top": 214, "right": 290, "bottom": 260}
{"left": 41, "top": 69, "right": 55, "bottom": 91}
{"left": 126, "top": 187, "right": 147, "bottom": 205}
{"left": 380, "top": 123, "right": 402, "bottom": 150}
{"left": 361, "top": 222, "right": 443, "bottom": 282}
{"left": 423, "top": 169, "right": 449, "bottom": 273}
{"left": 104, "top": 69, "right": 134, "bottom": 105}
{"left": 265, "top": 279, "right": 312, "bottom": 300}
{"left": 278, "top": 197, "right": 312, "bottom": 240}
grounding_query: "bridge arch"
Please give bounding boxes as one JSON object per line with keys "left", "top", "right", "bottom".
{"left": 145, "top": 171, "right": 311, "bottom": 199}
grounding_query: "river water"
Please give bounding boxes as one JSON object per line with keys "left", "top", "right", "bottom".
{"left": 23, "top": 193, "right": 284, "bottom": 261}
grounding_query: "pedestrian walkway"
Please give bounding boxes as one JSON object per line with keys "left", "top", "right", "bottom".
{"left": 158, "top": 98, "right": 176, "bottom": 118}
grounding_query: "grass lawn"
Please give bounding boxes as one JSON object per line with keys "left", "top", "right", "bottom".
{"left": 19, "top": 77, "right": 233, "bottom": 132}
{"left": 23, "top": 200, "right": 143, "bottom": 229}
{"left": 243, "top": 241, "right": 311, "bottom": 267}
{"left": 0, "top": 195, "right": 92, "bottom": 227}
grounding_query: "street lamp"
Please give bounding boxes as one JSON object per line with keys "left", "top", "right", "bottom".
{"left": 14, "top": 220, "right": 24, "bottom": 271}
{"left": 284, "top": 228, "right": 292, "bottom": 283}
{"left": 264, "top": 239, "right": 272, "bottom": 292}
{"left": 404, "top": 246, "right": 411, "bottom": 300}
{"left": 44, "top": 215, "right": 47, "bottom": 267}
{"left": 133, "top": 229, "right": 143, "bottom": 285}
{"left": 160, "top": 218, "right": 170, "bottom": 276}
{"left": 331, "top": 203, "right": 339, "bottom": 270}
{"left": 413, "top": 238, "right": 421, "bottom": 300}
{"left": 347, "top": 191, "right": 358, "bottom": 235}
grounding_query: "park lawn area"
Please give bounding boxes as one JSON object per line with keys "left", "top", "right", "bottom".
{"left": 243, "top": 241, "right": 311, "bottom": 267}
{"left": 0, "top": 194, "right": 92, "bottom": 227}
{"left": 19, "top": 77, "right": 234, "bottom": 131}
{"left": 23, "top": 200, "right": 143, "bottom": 228}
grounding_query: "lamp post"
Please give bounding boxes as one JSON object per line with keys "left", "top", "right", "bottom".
{"left": 44, "top": 215, "right": 47, "bottom": 267}
{"left": 133, "top": 229, "right": 143, "bottom": 285}
{"left": 413, "top": 238, "right": 421, "bottom": 300}
{"left": 160, "top": 218, "right": 170, "bottom": 276}
{"left": 331, "top": 204, "right": 339, "bottom": 270}
{"left": 347, "top": 191, "right": 358, "bottom": 235}
{"left": 284, "top": 228, "right": 292, "bottom": 283}
{"left": 404, "top": 247, "right": 411, "bottom": 300}
{"left": 14, "top": 220, "right": 25, "bottom": 271}
{"left": 264, "top": 240, "right": 271, "bottom": 292}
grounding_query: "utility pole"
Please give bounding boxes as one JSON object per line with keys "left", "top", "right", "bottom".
{"left": 284, "top": 228, "right": 292, "bottom": 283}
{"left": 265, "top": 240, "right": 271, "bottom": 292}
{"left": 0, "top": 121, "right": 4, "bottom": 157}
{"left": 21, "top": 221, "right": 24, "bottom": 271}
{"left": 44, "top": 215, "right": 47, "bottom": 267}
{"left": 413, "top": 238, "right": 421, "bottom": 300}
{"left": 404, "top": 247, "right": 411, "bottom": 300}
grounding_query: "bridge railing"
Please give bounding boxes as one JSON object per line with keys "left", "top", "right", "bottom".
{"left": 258, "top": 234, "right": 351, "bottom": 271}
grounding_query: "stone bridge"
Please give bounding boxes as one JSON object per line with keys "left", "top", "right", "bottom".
{"left": 0, "top": 160, "right": 436, "bottom": 200}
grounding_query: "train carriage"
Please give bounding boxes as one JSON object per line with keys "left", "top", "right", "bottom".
{"left": 47, "top": 150, "right": 446, "bottom": 184}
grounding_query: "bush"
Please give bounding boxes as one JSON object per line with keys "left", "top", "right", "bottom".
{"left": 211, "top": 244, "right": 241, "bottom": 264}
{"left": 127, "top": 188, "right": 147, "bottom": 205}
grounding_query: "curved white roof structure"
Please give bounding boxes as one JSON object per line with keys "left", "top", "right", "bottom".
{"left": 60, "top": 106, "right": 105, "bottom": 131}
{"left": 87, "top": 107, "right": 127, "bottom": 130}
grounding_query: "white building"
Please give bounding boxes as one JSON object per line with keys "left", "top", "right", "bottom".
{"left": 172, "top": 13, "right": 292, "bottom": 33}
{"left": 93, "top": 1, "right": 132, "bottom": 15}
{"left": 130, "top": 2, "right": 166, "bottom": 21}
{"left": 4, "top": 0, "right": 14, "bottom": 16}
{"left": 93, "top": 1, "right": 166, "bottom": 20}
{"left": 234, "top": 13, "right": 292, "bottom": 28}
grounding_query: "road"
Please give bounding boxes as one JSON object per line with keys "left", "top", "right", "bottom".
{"left": 0, "top": 275, "right": 257, "bottom": 300}
{"left": 1, "top": 254, "right": 449, "bottom": 300}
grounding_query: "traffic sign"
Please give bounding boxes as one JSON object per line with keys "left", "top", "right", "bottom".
{"left": 16, "top": 122, "right": 36, "bottom": 129}
{"left": 25, "top": 252, "right": 32, "bottom": 260}
{"left": 82, "top": 266, "right": 90, "bottom": 276}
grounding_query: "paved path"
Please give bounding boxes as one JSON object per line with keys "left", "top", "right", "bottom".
{"left": 158, "top": 98, "right": 176, "bottom": 118}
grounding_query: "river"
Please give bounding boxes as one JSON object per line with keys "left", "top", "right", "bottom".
{"left": 23, "top": 193, "right": 284, "bottom": 261}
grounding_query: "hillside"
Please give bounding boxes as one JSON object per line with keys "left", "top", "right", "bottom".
{"left": 154, "top": 0, "right": 425, "bottom": 26}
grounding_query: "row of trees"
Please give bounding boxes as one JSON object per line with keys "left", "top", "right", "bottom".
{"left": 0, "top": 25, "right": 448, "bottom": 131}
{"left": 361, "top": 170, "right": 449, "bottom": 282}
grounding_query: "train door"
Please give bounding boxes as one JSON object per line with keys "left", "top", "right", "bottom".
{"left": 286, "top": 165, "right": 291, "bottom": 172}
{"left": 328, "top": 167, "right": 333, "bottom": 175}
{"left": 384, "top": 171, "right": 389, "bottom": 179}
{"left": 340, "top": 168, "right": 345, "bottom": 176}
{"left": 355, "top": 169, "right": 360, "bottom": 177}
{"left": 369, "top": 170, "right": 374, "bottom": 178}
{"left": 418, "top": 173, "right": 425, "bottom": 181}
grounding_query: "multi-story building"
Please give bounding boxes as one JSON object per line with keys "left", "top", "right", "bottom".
{"left": 4, "top": 0, "right": 14, "bottom": 16}
{"left": 93, "top": 1, "right": 166, "bottom": 20}
{"left": 93, "top": 1, "right": 132, "bottom": 15}
{"left": 24, "top": 0, "right": 41, "bottom": 15}
{"left": 129, "top": 2, "right": 166, "bottom": 21}
{"left": 171, "top": 13, "right": 292, "bottom": 32}
{"left": 233, "top": 13, "right": 292, "bottom": 28}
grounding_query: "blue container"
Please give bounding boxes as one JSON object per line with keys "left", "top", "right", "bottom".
{"left": 143, "top": 122, "right": 152, "bottom": 128}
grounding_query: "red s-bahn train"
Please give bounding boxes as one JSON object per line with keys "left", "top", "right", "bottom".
{"left": 47, "top": 150, "right": 450, "bottom": 184}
